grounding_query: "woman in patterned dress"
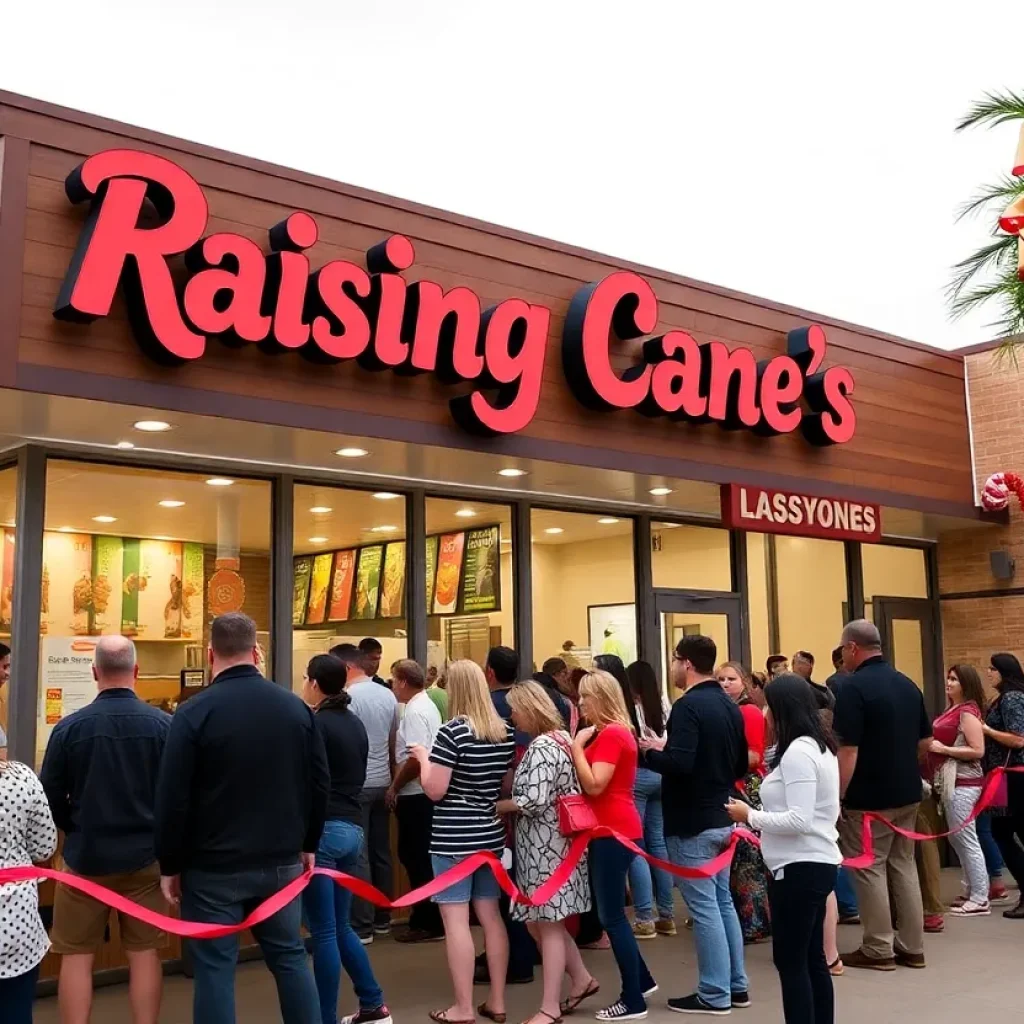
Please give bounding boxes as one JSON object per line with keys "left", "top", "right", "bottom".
{"left": 497, "top": 682, "right": 597, "bottom": 1024}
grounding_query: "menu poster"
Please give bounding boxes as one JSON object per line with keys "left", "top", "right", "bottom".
{"left": 42, "top": 531, "right": 94, "bottom": 636}
{"left": 379, "top": 542, "right": 407, "bottom": 619}
{"left": 89, "top": 536, "right": 123, "bottom": 635}
{"left": 306, "top": 553, "right": 334, "bottom": 625}
{"left": 293, "top": 556, "right": 313, "bottom": 626}
{"left": 460, "top": 526, "right": 501, "bottom": 613}
{"left": 137, "top": 540, "right": 184, "bottom": 639}
{"left": 180, "top": 543, "right": 205, "bottom": 640}
{"left": 121, "top": 538, "right": 143, "bottom": 635}
{"left": 352, "top": 545, "right": 384, "bottom": 620}
{"left": 40, "top": 635, "right": 98, "bottom": 737}
{"left": 327, "top": 550, "right": 356, "bottom": 622}
{"left": 0, "top": 529, "right": 14, "bottom": 632}
{"left": 424, "top": 534, "right": 439, "bottom": 613}
{"left": 432, "top": 532, "right": 465, "bottom": 615}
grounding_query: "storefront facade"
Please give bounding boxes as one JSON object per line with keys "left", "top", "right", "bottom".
{"left": 0, "top": 89, "right": 1014, "bottom": 978}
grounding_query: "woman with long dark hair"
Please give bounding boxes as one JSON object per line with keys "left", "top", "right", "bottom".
{"left": 726, "top": 674, "right": 841, "bottom": 1024}
{"left": 982, "top": 652, "right": 1024, "bottom": 919}
{"left": 593, "top": 655, "right": 642, "bottom": 735}
{"left": 625, "top": 660, "right": 675, "bottom": 939}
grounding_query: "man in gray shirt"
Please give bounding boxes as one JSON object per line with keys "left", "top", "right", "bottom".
{"left": 330, "top": 644, "right": 398, "bottom": 942}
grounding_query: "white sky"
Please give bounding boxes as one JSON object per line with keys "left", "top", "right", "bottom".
{"left": 4, "top": 1, "right": 1022, "bottom": 349}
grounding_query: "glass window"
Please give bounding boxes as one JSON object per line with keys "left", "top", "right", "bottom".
{"left": 37, "top": 461, "right": 272, "bottom": 764}
{"left": 293, "top": 485, "right": 407, "bottom": 691}
{"left": 0, "top": 465, "right": 16, "bottom": 753}
{"left": 532, "top": 510, "right": 635, "bottom": 672}
{"left": 426, "top": 498, "right": 512, "bottom": 672}
{"left": 652, "top": 523, "right": 731, "bottom": 591}
{"left": 863, "top": 544, "right": 929, "bottom": 621}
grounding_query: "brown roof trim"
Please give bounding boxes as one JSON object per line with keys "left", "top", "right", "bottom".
{"left": 0, "top": 136, "right": 30, "bottom": 388}
{"left": 954, "top": 335, "right": 1021, "bottom": 357}
{"left": 0, "top": 89, "right": 962, "bottom": 366}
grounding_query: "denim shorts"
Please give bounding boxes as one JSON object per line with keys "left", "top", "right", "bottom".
{"left": 430, "top": 854, "right": 501, "bottom": 904}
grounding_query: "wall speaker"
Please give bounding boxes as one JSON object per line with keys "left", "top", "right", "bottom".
{"left": 990, "top": 549, "right": 1016, "bottom": 580}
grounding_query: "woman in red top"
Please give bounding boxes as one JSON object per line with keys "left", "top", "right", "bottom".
{"left": 570, "top": 670, "right": 656, "bottom": 1022}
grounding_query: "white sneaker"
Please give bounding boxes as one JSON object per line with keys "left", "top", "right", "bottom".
{"left": 950, "top": 900, "right": 990, "bottom": 917}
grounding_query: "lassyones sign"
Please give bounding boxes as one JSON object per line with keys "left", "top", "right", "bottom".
{"left": 54, "top": 149, "right": 856, "bottom": 445}
{"left": 721, "top": 484, "right": 881, "bottom": 542}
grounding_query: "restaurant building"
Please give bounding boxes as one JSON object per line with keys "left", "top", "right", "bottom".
{"left": 0, "top": 90, "right": 1020, "bottom": 979}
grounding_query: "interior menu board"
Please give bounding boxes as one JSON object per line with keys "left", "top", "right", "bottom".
{"left": 424, "top": 534, "right": 439, "bottom": 613}
{"left": 180, "top": 543, "right": 205, "bottom": 640}
{"left": 293, "top": 556, "right": 313, "bottom": 625}
{"left": 137, "top": 540, "right": 184, "bottom": 639}
{"left": 1, "top": 529, "right": 15, "bottom": 632}
{"left": 353, "top": 545, "right": 384, "bottom": 620}
{"left": 42, "top": 531, "right": 94, "bottom": 636}
{"left": 460, "top": 526, "right": 500, "bottom": 613}
{"left": 89, "top": 536, "right": 123, "bottom": 635}
{"left": 379, "top": 542, "right": 406, "bottom": 618}
{"left": 432, "top": 533, "right": 465, "bottom": 614}
{"left": 306, "top": 553, "right": 333, "bottom": 625}
{"left": 328, "top": 550, "right": 356, "bottom": 622}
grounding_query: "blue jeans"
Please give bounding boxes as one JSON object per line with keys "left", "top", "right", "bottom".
{"left": 0, "top": 963, "right": 38, "bottom": 1024}
{"left": 668, "top": 829, "right": 748, "bottom": 1009}
{"left": 590, "top": 837, "right": 656, "bottom": 1013}
{"left": 977, "top": 810, "right": 1004, "bottom": 879}
{"left": 183, "top": 862, "right": 319, "bottom": 1024}
{"left": 834, "top": 867, "right": 859, "bottom": 917}
{"left": 628, "top": 768, "right": 674, "bottom": 922}
{"left": 303, "top": 820, "right": 385, "bottom": 1024}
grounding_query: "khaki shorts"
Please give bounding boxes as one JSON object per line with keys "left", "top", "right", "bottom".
{"left": 51, "top": 861, "right": 168, "bottom": 954}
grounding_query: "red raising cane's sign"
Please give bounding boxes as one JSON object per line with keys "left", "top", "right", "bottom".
{"left": 721, "top": 484, "right": 881, "bottom": 542}
{"left": 53, "top": 150, "right": 856, "bottom": 445}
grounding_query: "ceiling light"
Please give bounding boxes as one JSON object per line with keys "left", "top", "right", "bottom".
{"left": 657, "top": 522, "right": 681, "bottom": 529}
{"left": 309, "top": 536, "right": 328, "bottom": 544}
{"left": 92, "top": 515, "right": 117, "bottom": 524}
{"left": 153, "top": 535, "right": 174, "bottom": 541}
{"left": 335, "top": 447, "right": 369, "bottom": 458}
{"left": 649, "top": 487, "right": 673, "bottom": 496}
{"left": 115, "top": 441, "right": 135, "bottom": 450}
{"left": 133, "top": 420, "right": 171, "bottom": 432}
{"left": 371, "top": 525, "right": 399, "bottom": 533}
{"left": 58, "top": 526, "right": 76, "bottom": 533}
{"left": 597, "top": 517, "right": 620, "bottom": 525}
{"left": 205, "top": 477, "right": 234, "bottom": 487}
{"left": 544, "top": 527, "right": 564, "bottom": 535}
{"left": 373, "top": 492, "right": 400, "bottom": 500}
{"left": 455, "top": 508, "right": 477, "bottom": 518}
{"left": 158, "top": 500, "right": 185, "bottom": 508}
{"left": 498, "top": 468, "right": 527, "bottom": 478}
{"left": 309, "top": 506, "right": 333, "bottom": 514}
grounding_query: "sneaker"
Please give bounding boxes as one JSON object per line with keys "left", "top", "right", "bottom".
{"left": 843, "top": 949, "right": 896, "bottom": 972}
{"left": 950, "top": 900, "right": 990, "bottom": 917}
{"left": 643, "top": 985, "right": 659, "bottom": 998}
{"left": 893, "top": 947, "right": 926, "bottom": 969}
{"left": 357, "top": 934, "right": 373, "bottom": 946}
{"left": 731, "top": 991, "right": 751, "bottom": 1008}
{"left": 595, "top": 1001, "right": 648, "bottom": 1021}
{"left": 374, "top": 922, "right": 391, "bottom": 936}
{"left": 923, "top": 914, "right": 944, "bottom": 933}
{"left": 1003, "top": 901, "right": 1024, "bottom": 919}
{"left": 667, "top": 994, "right": 731, "bottom": 1015}
{"left": 655, "top": 919, "right": 678, "bottom": 937}
{"left": 990, "top": 884, "right": 1013, "bottom": 905}
{"left": 341, "top": 1007, "right": 393, "bottom": 1024}
{"left": 632, "top": 920, "right": 657, "bottom": 940}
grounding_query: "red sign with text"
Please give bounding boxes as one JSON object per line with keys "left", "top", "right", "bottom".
{"left": 721, "top": 484, "right": 881, "bottom": 542}
{"left": 53, "top": 149, "right": 857, "bottom": 446}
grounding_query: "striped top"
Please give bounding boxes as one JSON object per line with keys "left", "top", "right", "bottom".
{"left": 428, "top": 718, "right": 516, "bottom": 856}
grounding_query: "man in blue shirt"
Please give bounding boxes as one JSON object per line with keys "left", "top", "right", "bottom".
{"left": 41, "top": 634, "right": 171, "bottom": 1024}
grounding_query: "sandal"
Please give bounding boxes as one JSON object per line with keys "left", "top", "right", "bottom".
{"left": 478, "top": 1004, "right": 507, "bottom": 1024}
{"left": 828, "top": 958, "right": 844, "bottom": 977}
{"left": 521, "top": 1013, "right": 563, "bottom": 1024}
{"left": 430, "top": 1012, "right": 476, "bottom": 1024}
{"left": 559, "top": 980, "right": 600, "bottom": 1016}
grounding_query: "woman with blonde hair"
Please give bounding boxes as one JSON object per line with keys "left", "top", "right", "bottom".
{"left": 496, "top": 682, "right": 596, "bottom": 1024}
{"left": 409, "top": 660, "right": 516, "bottom": 1024}
{"left": 569, "top": 671, "right": 656, "bottom": 1022}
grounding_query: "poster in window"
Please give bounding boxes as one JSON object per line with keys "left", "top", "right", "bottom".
{"left": 121, "top": 538, "right": 143, "bottom": 636}
{"left": 353, "top": 545, "right": 384, "bottom": 620}
{"left": 327, "top": 550, "right": 356, "bottom": 622}
{"left": 460, "top": 526, "right": 500, "bottom": 613}
{"left": 180, "top": 543, "right": 205, "bottom": 640}
{"left": 306, "top": 553, "right": 334, "bottom": 625}
{"left": 432, "top": 532, "right": 465, "bottom": 615}
{"left": 88, "top": 535, "right": 123, "bottom": 635}
{"left": 587, "top": 603, "right": 638, "bottom": 667}
{"left": 137, "top": 540, "right": 184, "bottom": 639}
{"left": 379, "top": 542, "right": 407, "bottom": 618}
{"left": 425, "top": 534, "right": 439, "bottom": 612}
{"left": 0, "top": 529, "right": 15, "bottom": 632}
{"left": 42, "top": 531, "right": 94, "bottom": 636}
{"left": 293, "top": 556, "right": 313, "bottom": 626}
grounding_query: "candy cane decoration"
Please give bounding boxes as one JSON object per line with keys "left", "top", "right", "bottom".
{"left": 981, "top": 471, "right": 1024, "bottom": 511}
{"left": 999, "top": 123, "right": 1024, "bottom": 278}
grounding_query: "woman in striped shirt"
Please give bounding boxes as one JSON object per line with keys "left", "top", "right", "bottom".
{"left": 410, "top": 660, "right": 516, "bottom": 1024}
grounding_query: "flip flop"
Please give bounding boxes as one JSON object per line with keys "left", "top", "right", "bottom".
{"left": 478, "top": 1004, "right": 507, "bottom": 1024}
{"left": 430, "top": 1011, "right": 475, "bottom": 1024}
{"left": 560, "top": 980, "right": 600, "bottom": 1016}
{"left": 520, "top": 1013, "right": 564, "bottom": 1024}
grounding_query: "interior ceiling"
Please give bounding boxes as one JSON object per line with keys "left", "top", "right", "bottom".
{"left": 0, "top": 389, "right": 993, "bottom": 545}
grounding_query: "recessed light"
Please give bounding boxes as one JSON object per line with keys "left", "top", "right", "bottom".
{"left": 158, "top": 500, "right": 185, "bottom": 508}
{"left": 597, "top": 517, "right": 620, "bottom": 525}
{"left": 649, "top": 487, "right": 673, "bottom": 496}
{"left": 205, "top": 477, "right": 234, "bottom": 487}
{"left": 57, "top": 526, "right": 77, "bottom": 533}
{"left": 498, "top": 468, "right": 527, "bottom": 478}
{"left": 373, "top": 492, "right": 400, "bottom": 501}
{"left": 335, "top": 447, "right": 369, "bottom": 458}
{"left": 309, "top": 537, "right": 328, "bottom": 544}
{"left": 657, "top": 522, "right": 681, "bottom": 529}
{"left": 455, "top": 509, "right": 477, "bottom": 518}
{"left": 544, "top": 527, "right": 564, "bottom": 535}
{"left": 309, "top": 506, "right": 333, "bottom": 514}
{"left": 115, "top": 441, "right": 135, "bottom": 450}
{"left": 92, "top": 515, "right": 117, "bottom": 524}
{"left": 153, "top": 535, "right": 174, "bottom": 542}
{"left": 371, "top": 525, "right": 399, "bottom": 533}
{"left": 133, "top": 420, "right": 171, "bottom": 432}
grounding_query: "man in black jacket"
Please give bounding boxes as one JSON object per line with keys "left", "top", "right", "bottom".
{"left": 155, "top": 613, "right": 330, "bottom": 1024}
{"left": 641, "top": 634, "right": 750, "bottom": 1015}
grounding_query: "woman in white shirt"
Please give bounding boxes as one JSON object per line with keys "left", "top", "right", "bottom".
{"left": 726, "top": 674, "right": 841, "bottom": 1024}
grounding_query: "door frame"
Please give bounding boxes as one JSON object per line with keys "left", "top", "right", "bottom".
{"left": 650, "top": 588, "right": 744, "bottom": 686}
{"left": 874, "top": 595, "right": 942, "bottom": 714}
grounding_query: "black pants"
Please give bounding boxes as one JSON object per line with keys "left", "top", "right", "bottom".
{"left": 992, "top": 774, "right": 1024, "bottom": 894}
{"left": 767, "top": 862, "right": 837, "bottom": 1024}
{"left": 396, "top": 793, "right": 443, "bottom": 935}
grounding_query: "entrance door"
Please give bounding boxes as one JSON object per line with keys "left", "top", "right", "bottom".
{"left": 875, "top": 597, "right": 940, "bottom": 711}
{"left": 654, "top": 590, "right": 743, "bottom": 700}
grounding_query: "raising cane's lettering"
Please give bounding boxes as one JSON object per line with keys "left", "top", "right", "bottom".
{"left": 720, "top": 484, "right": 881, "bottom": 542}
{"left": 53, "top": 149, "right": 856, "bottom": 445}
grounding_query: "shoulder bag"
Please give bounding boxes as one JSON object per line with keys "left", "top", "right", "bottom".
{"left": 551, "top": 732, "right": 599, "bottom": 836}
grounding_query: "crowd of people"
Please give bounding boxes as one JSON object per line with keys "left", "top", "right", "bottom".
{"left": 0, "top": 613, "right": 1023, "bottom": 1024}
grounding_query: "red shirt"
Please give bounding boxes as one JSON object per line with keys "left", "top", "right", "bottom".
{"left": 739, "top": 703, "right": 766, "bottom": 772}
{"left": 584, "top": 722, "right": 642, "bottom": 839}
